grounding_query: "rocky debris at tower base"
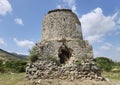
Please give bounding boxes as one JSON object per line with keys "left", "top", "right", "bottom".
{"left": 25, "top": 57, "right": 105, "bottom": 81}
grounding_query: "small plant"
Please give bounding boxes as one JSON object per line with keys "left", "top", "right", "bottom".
{"left": 75, "top": 59, "right": 81, "bottom": 66}
{"left": 29, "top": 46, "right": 38, "bottom": 62}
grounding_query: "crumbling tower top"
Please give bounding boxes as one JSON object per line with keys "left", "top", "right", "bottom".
{"left": 42, "top": 9, "right": 83, "bottom": 41}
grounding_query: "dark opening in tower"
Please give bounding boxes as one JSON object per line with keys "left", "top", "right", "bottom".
{"left": 58, "top": 43, "right": 72, "bottom": 64}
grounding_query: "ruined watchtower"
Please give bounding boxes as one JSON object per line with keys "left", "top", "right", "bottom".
{"left": 36, "top": 9, "right": 93, "bottom": 64}
{"left": 26, "top": 9, "right": 103, "bottom": 81}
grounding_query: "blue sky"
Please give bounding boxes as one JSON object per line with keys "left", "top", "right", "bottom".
{"left": 0, "top": 0, "right": 120, "bottom": 61}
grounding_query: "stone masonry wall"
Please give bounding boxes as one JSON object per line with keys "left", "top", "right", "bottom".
{"left": 42, "top": 9, "right": 83, "bottom": 41}
{"left": 35, "top": 39, "right": 93, "bottom": 63}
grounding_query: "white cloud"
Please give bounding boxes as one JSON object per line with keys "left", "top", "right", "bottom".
{"left": 0, "top": 0, "right": 12, "bottom": 16}
{"left": 57, "top": 0, "right": 78, "bottom": 15}
{"left": 86, "top": 35, "right": 103, "bottom": 43}
{"left": 13, "top": 38, "right": 34, "bottom": 48}
{"left": 80, "top": 7, "right": 117, "bottom": 43}
{"left": 0, "top": 38, "right": 6, "bottom": 45}
{"left": 14, "top": 18, "right": 24, "bottom": 26}
{"left": 100, "top": 42, "right": 112, "bottom": 50}
{"left": 93, "top": 42, "right": 120, "bottom": 61}
{"left": 117, "top": 18, "right": 120, "bottom": 24}
{"left": 116, "top": 47, "right": 120, "bottom": 52}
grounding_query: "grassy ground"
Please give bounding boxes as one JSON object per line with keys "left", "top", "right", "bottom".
{"left": 0, "top": 72, "right": 120, "bottom": 85}
{"left": 103, "top": 71, "right": 120, "bottom": 82}
{"left": 102, "top": 66, "right": 120, "bottom": 82}
{"left": 0, "top": 73, "right": 25, "bottom": 85}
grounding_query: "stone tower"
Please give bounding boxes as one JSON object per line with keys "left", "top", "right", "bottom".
{"left": 35, "top": 9, "right": 93, "bottom": 64}
{"left": 26, "top": 9, "right": 103, "bottom": 81}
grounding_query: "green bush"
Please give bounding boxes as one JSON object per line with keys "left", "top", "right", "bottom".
{"left": 113, "top": 61, "right": 120, "bottom": 66}
{"left": 5, "top": 60, "right": 27, "bottom": 73}
{"left": 29, "top": 46, "right": 38, "bottom": 62}
{"left": 94, "top": 57, "right": 113, "bottom": 72}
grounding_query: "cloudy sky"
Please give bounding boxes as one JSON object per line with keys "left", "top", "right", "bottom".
{"left": 0, "top": 0, "right": 120, "bottom": 61}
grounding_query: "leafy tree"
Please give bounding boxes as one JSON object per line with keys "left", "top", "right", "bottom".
{"left": 113, "top": 61, "right": 120, "bottom": 66}
{"left": 94, "top": 57, "right": 113, "bottom": 72}
{"left": 14, "top": 60, "right": 27, "bottom": 72}
{"left": 0, "top": 59, "right": 27, "bottom": 73}
{"left": 29, "top": 46, "right": 38, "bottom": 62}
{"left": 5, "top": 60, "right": 27, "bottom": 73}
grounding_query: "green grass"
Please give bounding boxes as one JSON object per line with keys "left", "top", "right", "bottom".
{"left": 0, "top": 73, "right": 25, "bottom": 85}
{"left": 102, "top": 66, "right": 120, "bottom": 82}
{"left": 0, "top": 72, "right": 120, "bottom": 85}
{"left": 102, "top": 72, "right": 120, "bottom": 82}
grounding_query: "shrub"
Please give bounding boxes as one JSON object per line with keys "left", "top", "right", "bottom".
{"left": 0, "top": 59, "right": 27, "bottom": 73}
{"left": 94, "top": 57, "right": 113, "bottom": 72}
{"left": 29, "top": 46, "right": 38, "bottom": 62}
{"left": 5, "top": 60, "right": 27, "bottom": 73}
{"left": 113, "top": 61, "right": 120, "bottom": 66}
{"left": 14, "top": 60, "right": 27, "bottom": 72}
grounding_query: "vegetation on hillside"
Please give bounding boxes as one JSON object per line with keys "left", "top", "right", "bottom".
{"left": 0, "top": 59, "right": 27, "bottom": 73}
{"left": 0, "top": 49, "right": 28, "bottom": 61}
{"left": 94, "top": 57, "right": 113, "bottom": 72}
{"left": 94, "top": 57, "right": 120, "bottom": 73}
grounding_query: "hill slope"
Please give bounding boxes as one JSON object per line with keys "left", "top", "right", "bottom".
{"left": 0, "top": 49, "right": 28, "bottom": 61}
